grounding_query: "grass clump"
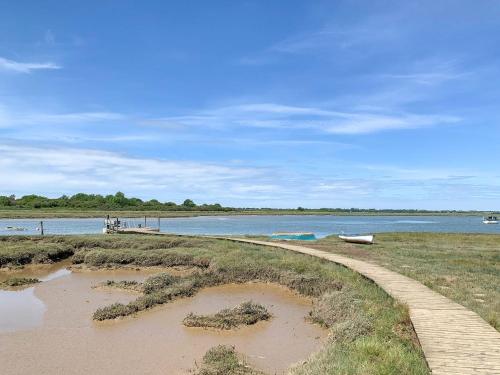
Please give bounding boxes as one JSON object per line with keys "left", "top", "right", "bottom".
{"left": 142, "top": 273, "right": 179, "bottom": 293}
{"left": 94, "top": 280, "right": 143, "bottom": 292}
{"left": 0, "top": 277, "right": 40, "bottom": 288}
{"left": 183, "top": 301, "right": 271, "bottom": 330}
{"left": 194, "top": 345, "right": 264, "bottom": 375}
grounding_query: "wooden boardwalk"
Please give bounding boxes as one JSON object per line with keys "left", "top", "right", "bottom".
{"left": 217, "top": 237, "right": 500, "bottom": 375}
{"left": 123, "top": 229, "right": 500, "bottom": 374}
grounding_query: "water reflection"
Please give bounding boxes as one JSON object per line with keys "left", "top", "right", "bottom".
{"left": 0, "top": 267, "right": 71, "bottom": 333}
{"left": 0, "top": 287, "right": 46, "bottom": 333}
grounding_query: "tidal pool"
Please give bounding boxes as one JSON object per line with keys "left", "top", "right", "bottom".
{"left": 0, "top": 266, "right": 327, "bottom": 374}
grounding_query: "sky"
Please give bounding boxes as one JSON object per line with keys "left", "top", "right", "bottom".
{"left": 1, "top": 0, "right": 500, "bottom": 210}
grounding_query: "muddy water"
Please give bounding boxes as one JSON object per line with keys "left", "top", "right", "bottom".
{"left": 0, "top": 266, "right": 327, "bottom": 375}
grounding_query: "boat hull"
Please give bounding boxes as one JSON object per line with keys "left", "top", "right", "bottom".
{"left": 339, "top": 235, "right": 374, "bottom": 244}
{"left": 271, "top": 232, "right": 316, "bottom": 241}
{"left": 483, "top": 220, "right": 499, "bottom": 224}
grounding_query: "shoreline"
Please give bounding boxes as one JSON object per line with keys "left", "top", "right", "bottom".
{"left": 0, "top": 209, "right": 486, "bottom": 219}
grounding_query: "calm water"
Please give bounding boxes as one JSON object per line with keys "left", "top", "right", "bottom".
{"left": 0, "top": 215, "right": 498, "bottom": 238}
{"left": 0, "top": 266, "right": 325, "bottom": 374}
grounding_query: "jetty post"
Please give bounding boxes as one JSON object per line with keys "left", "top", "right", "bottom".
{"left": 158, "top": 216, "right": 160, "bottom": 231}
{"left": 40, "top": 221, "right": 44, "bottom": 236}
{"left": 144, "top": 216, "right": 147, "bottom": 228}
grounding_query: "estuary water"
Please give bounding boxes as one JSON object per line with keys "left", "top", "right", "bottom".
{"left": 0, "top": 215, "right": 498, "bottom": 238}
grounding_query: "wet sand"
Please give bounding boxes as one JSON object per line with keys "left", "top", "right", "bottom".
{"left": 0, "top": 266, "right": 327, "bottom": 374}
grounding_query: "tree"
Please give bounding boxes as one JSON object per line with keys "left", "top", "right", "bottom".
{"left": 0, "top": 196, "right": 11, "bottom": 206}
{"left": 182, "top": 199, "right": 196, "bottom": 208}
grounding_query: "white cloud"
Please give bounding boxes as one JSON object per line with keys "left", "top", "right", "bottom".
{"left": 0, "top": 57, "right": 61, "bottom": 73}
{"left": 0, "top": 143, "right": 498, "bottom": 209}
{"left": 325, "top": 113, "right": 460, "bottom": 135}
{"left": 0, "top": 144, "right": 264, "bottom": 200}
{"left": 142, "top": 102, "right": 459, "bottom": 135}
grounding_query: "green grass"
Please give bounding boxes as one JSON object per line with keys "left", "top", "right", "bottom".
{"left": 183, "top": 301, "right": 271, "bottom": 330}
{"left": 312, "top": 232, "right": 500, "bottom": 331}
{"left": 0, "top": 234, "right": 429, "bottom": 374}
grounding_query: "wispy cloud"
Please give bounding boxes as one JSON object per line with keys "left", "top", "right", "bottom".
{"left": 0, "top": 56, "right": 61, "bottom": 73}
{"left": 269, "top": 27, "right": 395, "bottom": 54}
{"left": 0, "top": 110, "right": 124, "bottom": 127}
{"left": 380, "top": 59, "right": 470, "bottom": 86}
{"left": 141, "top": 102, "right": 459, "bottom": 135}
{"left": 325, "top": 113, "right": 459, "bottom": 135}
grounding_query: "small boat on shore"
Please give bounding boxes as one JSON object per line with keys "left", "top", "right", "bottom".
{"left": 482, "top": 214, "right": 498, "bottom": 224}
{"left": 339, "top": 234, "right": 374, "bottom": 245}
{"left": 271, "top": 232, "right": 316, "bottom": 241}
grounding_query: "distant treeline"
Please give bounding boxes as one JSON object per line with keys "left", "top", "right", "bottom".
{"left": 0, "top": 192, "right": 484, "bottom": 214}
{"left": 0, "top": 192, "right": 233, "bottom": 211}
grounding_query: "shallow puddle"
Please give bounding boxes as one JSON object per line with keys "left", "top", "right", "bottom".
{"left": 0, "top": 267, "right": 327, "bottom": 375}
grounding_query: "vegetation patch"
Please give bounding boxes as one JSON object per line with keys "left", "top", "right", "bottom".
{"left": 92, "top": 266, "right": 338, "bottom": 321}
{"left": 0, "top": 236, "right": 75, "bottom": 267}
{"left": 183, "top": 301, "right": 271, "bottom": 330}
{"left": 1, "top": 277, "right": 40, "bottom": 288}
{"left": 93, "top": 280, "right": 143, "bottom": 292}
{"left": 193, "top": 345, "right": 264, "bottom": 375}
{"left": 312, "top": 232, "right": 500, "bottom": 331}
{"left": 0, "top": 235, "right": 429, "bottom": 373}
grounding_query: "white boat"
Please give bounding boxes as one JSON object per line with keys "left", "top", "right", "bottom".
{"left": 339, "top": 234, "right": 374, "bottom": 244}
{"left": 5, "top": 226, "right": 27, "bottom": 231}
{"left": 483, "top": 215, "right": 498, "bottom": 224}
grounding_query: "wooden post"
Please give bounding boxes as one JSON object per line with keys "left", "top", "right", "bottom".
{"left": 158, "top": 216, "right": 160, "bottom": 231}
{"left": 40, "top": 221, "right": 44, "bottom": 236}
{"left": 144, "top": 216, "right": 147, "bottom": 228}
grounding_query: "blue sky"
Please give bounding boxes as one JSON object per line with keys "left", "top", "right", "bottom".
{"left": 1, "top": 1, "right": 500, "bottom": 209}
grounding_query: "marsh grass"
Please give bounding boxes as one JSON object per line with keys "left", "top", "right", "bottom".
{"left": 0, "top": 234, "right": 429, "bottom": 374}
{"left": 183, "top": 301, "right": 271, "bottom": 330}
{"left": 92, "top": 266, "right": 331, "bottom": 321}
{"left": 93, "top": 280, "right": 143, "bottom": 292}
{"left": 0, "top": 276, "right": 40, "bottom": 288}
{"left": 312, "top": 232, "right": 500, "bottom": 330}
{"left": 194, "top": 345, "right": 264, "bottom": 375}
{"left": 0, "top": 236, "right": 75, "bottom": 267}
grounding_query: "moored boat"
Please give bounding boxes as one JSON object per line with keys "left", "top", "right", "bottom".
{"left": 271, "top": 232, "right": 316, "bottom": 241}
{"left": 5, "top": 226, "right": 27, "bottom": 231}
{"left": 103, "top": 216, "right": 161, "bottom": 234}
{"left": 339, "top": 234, "right": 374, "bottom": 244}
{"left": 482, "top": 214, "right": 498, "bottom": 224}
